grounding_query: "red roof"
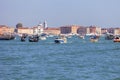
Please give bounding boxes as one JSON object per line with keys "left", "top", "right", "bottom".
{"left": 45, "top": 27, "right": 60, "bottom": 30}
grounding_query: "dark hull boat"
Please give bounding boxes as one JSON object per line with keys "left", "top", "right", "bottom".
{"left": 20, "top": 34, "right": 28, "bottom": 42}
{"left": 54, "top": 38, "right": 65, "bottom": 43}
{"left": 0, "top": 33, "right": 15, "bottom": 40}
{"left": 29, "top": 35, "right": 39, "bottom": 42}
{"left": 21, "top": 37, "right": 26, "bottom": 42}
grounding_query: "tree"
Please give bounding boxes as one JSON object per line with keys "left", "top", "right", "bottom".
{"left": 16, "top": 23, "right": 23, "bottom": 28}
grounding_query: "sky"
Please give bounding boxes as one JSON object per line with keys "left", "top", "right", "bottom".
{"left": 0, "top": 0, "right": 120, "bottom": 28}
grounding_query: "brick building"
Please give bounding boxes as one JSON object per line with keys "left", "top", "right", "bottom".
{"left": 77, "top": 26, "right": 86, "bottom": 35}
{"left": 107, "top": 28, "right": 114, "bottom": 34}
{"left": 60, "top": 25, "right": 79, "bottom": 34}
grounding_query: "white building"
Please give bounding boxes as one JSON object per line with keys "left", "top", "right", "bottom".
{"left": 33, "top": 23, "right": 44, "bottom": 35}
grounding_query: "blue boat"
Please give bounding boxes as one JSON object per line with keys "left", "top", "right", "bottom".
{"left": 90, "top": 35, "right": 99, "bottom": 42}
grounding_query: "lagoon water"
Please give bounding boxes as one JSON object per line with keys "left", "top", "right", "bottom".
{"left": 0, "top": 36, "right": 120, "bottom": 80}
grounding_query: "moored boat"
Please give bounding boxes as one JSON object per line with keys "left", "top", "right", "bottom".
{"left": 54, "top": 36, "right": 67, "bottom": 43}
{"left": 20, "top": 33, "right": 28, "bottom": 42}
{"left": 0, "top": 33, "right": 15, "bottom": 40}
{"left": 21, "top": 37, "right": 26, "bottom": 42}
{"left": 105, "top": 33, "right": 114, "bottom": 40}
{"left": 90, "top": 35, "right": 99, "bottom": 42}
{"left": 39, "top": 36, "right": 46, "bottom": 40}
{"left": 113, "top": 36, "right": 120, "bottom": 42}
{"left": 79, "top": 35, "right": 85, "bottom": 39}
{"left": 29, "top": 35, "right": 39, "bottom": 42}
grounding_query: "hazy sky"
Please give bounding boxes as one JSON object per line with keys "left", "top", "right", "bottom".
{"left": 0, "top": 0, "right": 120, "bottom": 27}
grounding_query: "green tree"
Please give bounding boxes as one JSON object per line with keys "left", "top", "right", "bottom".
{"left": 16, "top": 23, "right": 23, "bottom": 28}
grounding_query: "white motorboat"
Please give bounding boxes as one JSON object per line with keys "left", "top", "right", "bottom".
{"left": 54, "top": 37, "right": 67, "bottom": 43}
{"left": 39, "top": 36, "right": 46, "bottom": 40}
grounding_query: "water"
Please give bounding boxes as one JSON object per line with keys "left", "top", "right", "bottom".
{"left": 0, "top": 36, "right": 120, "bottom": 80}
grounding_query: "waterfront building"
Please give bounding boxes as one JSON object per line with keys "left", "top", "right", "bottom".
{"left": 86, "top": 26, "right": 101, "bottom": 35}
{"left": 17, "top": 27, "right": 33, "bottom": 35}
{"left": 114, "top": 28, "right": 120, "bottom": 35}
{"left": 33, "top": 23, "right": 44, "bottom": 35}
{"left": 107, "top": 28, "right": 114, "bottom": 34}
{"left": 60, "top": 25, "right": 79, "bottom": 35}
{"left": 0, "top": 25, "right": 14, "bottom": 35}
{"left": 44, "top": 27, "right": 60, "bottom": 35}
{"left": 77, "top": 26, "right": 86, "bottom": 35}
{"left": 101, "top": 28, "right": 107, "bottom": 34}
{"left": 86, "top": 27, "right": 90, "bottom": 35}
